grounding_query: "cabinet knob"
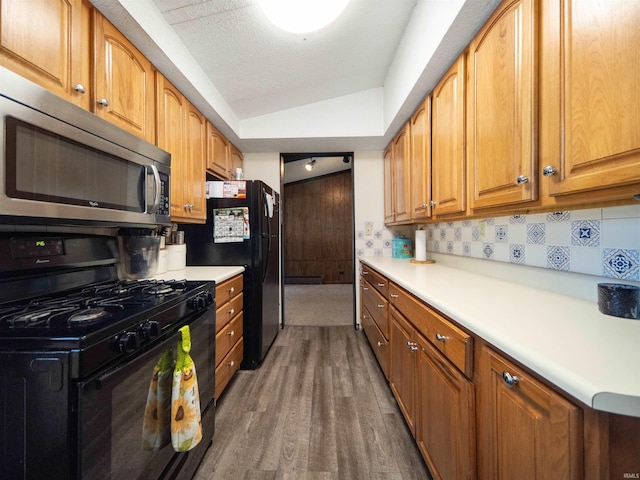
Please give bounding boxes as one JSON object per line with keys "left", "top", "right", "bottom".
{"left": 377, "top": 304, "right": 385, "bottom": 308}
{"left": 228, "top": 330, "right": 235, "bottom": 337}
{"left": 229, "top": 287, "right": 235, "bottom": 294}
{"left": 229, "top": 360, "right": 235, "bottom": 367}
{"left": 390, "top": 293, "right": 398, "bottom": 298}
{"left": 74, "top": 83, "right": 86, "bottom": 94}
{"left": 229, "top": 308, "right": 235, "bottom": 316}
{"left": 502, "top": 371, "right": 520, "bottom": 387}
{"left": 362, "top": 271, "right": 369, "bottom": 275}
{"left": 98, "top": 98, "right": 109, "bottom": 107}
{"left": 377, "top": 341, "right": 384, "bottom": 347}
{"left": 542, "top": 165, "right": 557, "bottom": 176}
{"left": 435, "top": 333, "right": 447, "bottom": 342}
{"left": 407, "top": 341, "right": 418, "bottom": 351}
{"left": 430, "top": 200, "right": 437, "bottom": 206}
{"left": 363, "top": 286, "right": 369, "bottom": 291}
{"left": 421, "top": 203, "right": 429, "bottom": 208}
{"left": 516, "top": 175, "right": 529, "bottom": 185}
{"left": 377, "top": 282, "right": 385, "bottom": 287}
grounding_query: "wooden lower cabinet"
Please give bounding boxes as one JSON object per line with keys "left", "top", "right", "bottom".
{"left": 214, "top": 274, "right": 244, "bottom": 399}
{"left": 389, "top": 306, "right": 417, "bottom": 436}
{"left": 417, "top": 334, "right": 475, "bottom": 480}
{"left": 476, "top": 343, "right": 582, "bottom": 480}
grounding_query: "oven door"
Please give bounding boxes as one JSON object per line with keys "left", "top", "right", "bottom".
{"left": 78, "top": 308, "right": 215, "bottom": 480}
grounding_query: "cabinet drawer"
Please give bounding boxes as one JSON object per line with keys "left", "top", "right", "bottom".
{"left": 215, "top": 338, "right": 243, "bottom": 399}
{"left": 216, "top": 312, "right": 243, "bottom": 365}
{"left": 362, "top": 278, "right": 389, "bottom": 338}
{"left": 361, "top": 265, "right": 388, "bottom": 297}
{"left": 389, "top": 282, "right": 473, "bottom": 378}
{"left": 361, "top": 306, "right": 389, "bottom": 380}
{"left": 216, "top": 274, "right": 243, "bottom": 305}
{"left": 216, "top": 292, "right": 243, "bottom": 333}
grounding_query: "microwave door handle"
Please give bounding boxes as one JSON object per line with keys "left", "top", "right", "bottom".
{"left": 147, "top": 165, "right": 161, "bottom": 214}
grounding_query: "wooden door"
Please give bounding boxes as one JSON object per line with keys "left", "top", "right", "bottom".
{"left": 156, "top": 75, "right": 186, "bottom": 219}
{"left": 393, "top": 123, "right": 412, "bottom": 223}
{"left": 469, "top": 0, "right": 538, "bottom": 209}
{"left": 206, "top": 122, "right": 230, "bottom": 179}
{"left": 229, "top": 143, "right": 244, "bottom": 177}
{"left": 410, "top": 96, "right": 432, "bottom": 220}
{"left": 389, "top": 307, "right": 416, "bottom": 436}
{"left": 93, "top": 12, "right": 155, "bottom": 143}
{"left": 383, "top": 143, "right": 395, "bottom": 224}
{"left": 432, "top": 54, "right": 466, "bottom": 216}
{"left": 0, "top": 0, "right": 90, "bottom": 108}
{"left": 541, "top": 0, "right": 640, "bottom": 196}
{"left": 477, "top": 345, "right": 582, "bottom": 480}
{"left": 416, "top": 334, "right": 475, "bottom": 480}
{"left": 184, "top": 101, "right": 207, "bottom": 222}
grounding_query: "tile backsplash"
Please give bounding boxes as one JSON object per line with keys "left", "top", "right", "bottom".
{"left": 356, "top": 205, "right": 640, "bottom": 282}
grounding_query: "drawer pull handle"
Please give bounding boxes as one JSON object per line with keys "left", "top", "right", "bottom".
{"left": 228, "top": 330, "right": 235, "bottom": 337}
{"left": 390, "top": 293, "right": 398, "bottom": 298}
{"left": 377, "top": 341, "right": 384, "bottom": 347}
{"left": 377, "top": 304, "right": 385, "bottom": 308}
{"left": 229, "top": 287, "right": 235, "bottom": 294}
{"left": 229, "top": 360, "right": 235, "bottom": 367}
{"left": 435, "top": 333, "right": 447, "bottom": 342}
{"left": 229, "top": 308, "right": 235, "bottom": 316}
{"left": 377, "top": 283, "right": 385, "bottom": 287}
{"left": 362, "top": 271, "right": 369, "bottom": 275}
{"left": 502, "top": 371, "right": 519, "bottom": 387}
{"left": 363, "top": 286, "right": 369, "bottom": 291}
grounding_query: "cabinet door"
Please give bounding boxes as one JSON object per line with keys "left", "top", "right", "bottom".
{"left": 229, "top": 143, "right": 244, "bottom": 177}
{"left": 206, "top": 122, "right": 230, "bottom": 179}
{"left": 383, "top": 144, "right": 395, "bottom": 224}
{"left": 389, "top": 307, "right": 416, "bottom": 436}
{"left": 184, "top": 101, "right": 207, "bottom": 222}
{"left": 477, "top": 345, "right": 582, "bottom": 480}
{"left": 541, "top": 0, "right": 640, "bottom": 196}
{"left": 393, "top": 123, "right": 412, "bottom": 223}
{"left": 417, "top": 335, "right": 475, "bottom": 480}
{"left": 410, "top": 96, "right": 432, "bottom": 221}
{"left": 469, "top": 0, "right": 538, "bottom": 209}
{"left": 93, "top": 12, "right": 155, "bottom": 143}
{"left": 432, "top": 54, "right": 466, "bottom": 216}
{"left": 0, "top": 0, "right": 90, "bottom": 108}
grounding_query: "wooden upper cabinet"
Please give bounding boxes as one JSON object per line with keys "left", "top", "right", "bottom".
{"left": 0, "top": 0, "right": 91, "bottom": 109}
{"left": 206, "top": 122, "right": 230, "bottom": 179}
{"left": 410, "top": 96, "right": 432, "bottom": 221}
{"left": 393, "top": 123, "right": 412, "bottom": 224}
{"left": 229, "top": 143, "right": 244, "bottom": 178}
{"left": 477, "top": 344, "right": 582, "bottom": 480}
{"left": 540, "top": 0, "right": 640, "bottom": 196}
{"left": 156, "top": 74, "right": 206, "bottom": 223}
{"left": 432, "top": 54, "right": 466, "bottom": 217}
{"left": 468, "top": 0, "right": 538, "bottom": 210}
{"left": 383, "top": 144, "right": 395, "bottom": 224}
{"left": 93, "top": 12, "right": 155, "bottom": 143}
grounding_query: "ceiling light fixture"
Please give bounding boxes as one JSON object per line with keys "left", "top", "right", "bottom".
{"left": 257, "top": 0, "right": 351, "bottom": 34}
{"left": 305, "top": 159, "right": 316, "bottom": 171}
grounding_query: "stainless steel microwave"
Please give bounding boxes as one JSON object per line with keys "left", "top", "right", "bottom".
{"left": 0, "top": 66, "right": 171, "bottom": 227}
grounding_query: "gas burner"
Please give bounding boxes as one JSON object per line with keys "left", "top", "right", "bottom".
{"left": 146, "top": 284, "right": 175, "bottom": 295}
{"left": 68, "top": 307, "right": 111, "bottom": 325}
{"left": 7, "top": 307, "right": 77, "bottom": 328}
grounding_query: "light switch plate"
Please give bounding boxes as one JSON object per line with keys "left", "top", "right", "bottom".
{"left": 365, "top": 221, "right": 373, "bottom": 236}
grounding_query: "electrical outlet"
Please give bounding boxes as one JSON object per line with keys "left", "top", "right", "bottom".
{"left": 365, "top": 221, "right": 373, "bottom": 236}
{"left": 479, "top": 220, "right": 486, "bottom": 238}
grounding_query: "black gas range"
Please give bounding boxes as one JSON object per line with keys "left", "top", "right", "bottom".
{"left": 0, "top": 233, "right": 216, "bottom": 480}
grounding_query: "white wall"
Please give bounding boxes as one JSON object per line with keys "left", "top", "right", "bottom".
{"left": 242, "top": 152, "right": 281, "bottom": 194}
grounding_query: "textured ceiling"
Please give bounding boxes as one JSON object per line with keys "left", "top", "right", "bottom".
{"left": 91, "top": 0, "right": 501, "bottom": 153}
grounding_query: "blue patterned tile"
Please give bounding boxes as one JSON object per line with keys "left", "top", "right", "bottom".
{"left": 472, "top": 226, "right": 480, "bottom": 241}
{"left": 486, "top": 218, "right": 496, "bottom": 225}
{"left": 571, "top": 220, "right": 600, "bottom": 247}
{"left": 462, "top": 220, "right": 472, "bottom": 227}
{"left": 603, "top": 249, "right": 640, "bottom": 280}
{"left": 374, "top": 230, "right": 383, "bottom": 239}
{"left": 510, "top": 244, "right": 526, "bottom": 264}
{"left": 447, "top": 241, "right": 453, "bottom": 253}
{"left": 483, "top": 243, "right": 494, "bottom": 259}
{"left": 547, "top": 211, "right": 570, "bottom": 222}
{"left": 509, "top": 215, "right": 527, "bottom": 224}
{"left": 357, "top": 248, "right": 365, "bottom": 257}
{"left": 374, "top": 248, "right": 383, "bottom": 257}
{"left": 454, "top": 227, "right": 462, "bottom": 241}
{"left": 366, "top": 239, "right": 374, "bottom": 248}
{"left": 439, "top": 228, "right": 446, "bottom": 240}
{"left": 356, "top": 230, "right": 364, "bottom": 239}
{"left": 495, "top": 225, "right": 508, "bottom": 243}
{"left": 433, "top": 240, "right": 440, "bottom": 252}
{"left": 463, "top": 242, "right": 471, "bottom": 256}
{"left": 547, "top": 245, "right": 571, "bottom": 271}
{"left": 447, "top": 221, "right": 454, "bottom": 227}
{"left": 383, "top": 239, "right": 391, "bottom": 248}
{"left": 527, "top": 223, "right": 546, "bottom": 244}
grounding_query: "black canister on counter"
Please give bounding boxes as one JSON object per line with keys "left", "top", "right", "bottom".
{"left": 597, "top": 283, "right": 640, "bottom": 319}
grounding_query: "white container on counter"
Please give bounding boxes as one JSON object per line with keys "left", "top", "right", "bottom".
{"left": 167, "top": 244, "right": 186, "bottom": 271}
{"left": 156, "top": 248, "right": 168, "bottom": 274}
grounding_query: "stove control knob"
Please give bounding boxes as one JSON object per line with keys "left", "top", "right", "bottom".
{"left": 118, "top": 331, "right": 140, "bottom": 353}
{"left": 204, "top": 291, "right": 214, "bottom": 305}
{"left": 141, "top": 320, "right": 160, "bottom": 340}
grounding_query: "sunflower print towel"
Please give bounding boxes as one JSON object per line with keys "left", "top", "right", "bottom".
{"left": 171, "top": 325, "right": 203, "bottom": 452}
{"left": 142, "top": 348, "right": 174, "bottom": 451}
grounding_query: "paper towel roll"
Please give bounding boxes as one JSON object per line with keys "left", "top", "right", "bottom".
{"left": 415, "top": 229, "right": 427, "bottom": 262}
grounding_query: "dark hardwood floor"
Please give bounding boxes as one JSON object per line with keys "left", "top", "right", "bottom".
{"left": 194, "top": 326, "right": 431, "bottom": 480}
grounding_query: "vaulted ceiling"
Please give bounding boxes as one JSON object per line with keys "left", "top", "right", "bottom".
{"left": 91, "top": 0, "right": 501, "bottom": 153}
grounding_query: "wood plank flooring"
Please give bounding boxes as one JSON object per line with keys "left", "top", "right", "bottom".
{"left": 194, "top": 326, "right": 431, "bottom": 480}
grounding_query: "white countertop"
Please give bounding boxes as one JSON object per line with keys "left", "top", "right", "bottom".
{"left": 359, "top": 256, "right": 640, "bottom": 417}
{"left": 152, "top": 266, "right": 244, "bottom": 283}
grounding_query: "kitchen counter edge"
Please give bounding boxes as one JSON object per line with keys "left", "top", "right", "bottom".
{"left": 153, "top": 266, "right": 245, "bottom": 284}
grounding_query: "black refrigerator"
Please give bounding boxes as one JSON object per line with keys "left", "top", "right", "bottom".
{"left": 181, "top": 180, "right": 280, "bottom": 369}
